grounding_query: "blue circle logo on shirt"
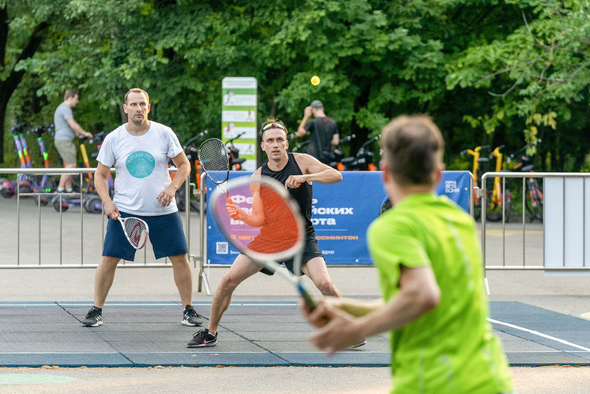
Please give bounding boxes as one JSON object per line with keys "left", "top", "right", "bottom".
{"left": 126, "top": 151, "right": 155, "bottom": 178}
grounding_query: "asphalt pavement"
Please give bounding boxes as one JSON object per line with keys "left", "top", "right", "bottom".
{"left": 1, "top": 196, "right": 590, "bottom": 393}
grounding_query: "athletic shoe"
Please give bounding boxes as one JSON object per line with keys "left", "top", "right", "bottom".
{"left": 350, "top": 339, "right": 367, "bottom": 349}
{"left": 182, "top": 305, "right": 203, "bottom": 327}
{"left": 187, "top": 329, "right": 218, "bottom": 348}
{"left": 81, "top": 306, "right": 103, "bottom": 327}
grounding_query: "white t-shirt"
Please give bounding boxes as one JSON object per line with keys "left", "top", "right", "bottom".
{"left": 97, "top": 121, "right": 183, "bottom": 216}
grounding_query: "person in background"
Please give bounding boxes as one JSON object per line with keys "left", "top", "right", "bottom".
{"left": 53, "top": 89, "right": 93, "bottom": 193}
{"left": 297, "top": 100, "right": 339, "bottom": 164}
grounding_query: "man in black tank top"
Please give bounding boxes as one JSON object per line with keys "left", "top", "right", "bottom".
{"left": 188, "top": 118, "right": 358, "bottom": 349}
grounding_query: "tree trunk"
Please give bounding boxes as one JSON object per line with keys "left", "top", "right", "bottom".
{"left": 0, "top": 20, "right": 49, "bottom": 163}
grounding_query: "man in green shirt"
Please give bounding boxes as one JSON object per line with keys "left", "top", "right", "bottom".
{"left": 303, "top": 115, "right": 513, "bottom": 394}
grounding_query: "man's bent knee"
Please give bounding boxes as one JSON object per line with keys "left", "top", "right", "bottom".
{"left": 316, "top": 278, "right": 337, "bottom": 295}
{"left": 218, "top": 272, "right": 243, "bottom": 293}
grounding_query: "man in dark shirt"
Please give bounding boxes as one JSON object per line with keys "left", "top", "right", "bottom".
{"left": 297, "top": 100, "right": 340, "bottom": 164}
{"left": 187, "top": 119, "right": 344, "bottom": 348}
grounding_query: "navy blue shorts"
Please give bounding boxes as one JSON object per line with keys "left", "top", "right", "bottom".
{"left": 103, "top": 211, "right": 188, "bottom": 261}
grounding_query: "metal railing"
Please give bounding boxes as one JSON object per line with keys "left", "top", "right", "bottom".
{"left": 481, "top": 171, "right": 590, "bottom": 272}
{"left": 0, "top": 168, "right": 202, "bottom": 270}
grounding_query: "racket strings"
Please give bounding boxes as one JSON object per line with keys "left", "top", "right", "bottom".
{"left": 124, "top": 218, "right": 148, "bottom": 248}
{"left": 198, "top": 139, "right": 230, "bottom": 183}
{"left": 247, "top": 185, "right": 301, "bottom": 256}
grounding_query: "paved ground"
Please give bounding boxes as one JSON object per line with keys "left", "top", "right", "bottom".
{"left": 1, "top": 196, "right": 590, "bottom": 393}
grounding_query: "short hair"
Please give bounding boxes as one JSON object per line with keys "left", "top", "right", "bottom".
{"left": 64, "top": 89, "right": 78, "bottom": 100}
{"left": 259, "top": 118, "right": 288, "bottom": 139}
{"left": 124, "top": 88, "right": 149, "bottom": 104}
{"left": 381, "top": 115, "right": 444, "bottom": 186}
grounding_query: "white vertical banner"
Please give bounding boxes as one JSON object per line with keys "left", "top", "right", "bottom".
{"left": 545, "top": 177, "right": 564, "bottom": 268}
{"left": 545, "top": 176, "right": 590, "bottom": 270}
{"left": 221, "top": 77, "right": 257, "bottom": 171}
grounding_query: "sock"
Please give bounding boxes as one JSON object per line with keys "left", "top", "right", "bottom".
{"left": 66, "top": 188, "right": 73, "bottom": 193}
{"left": 57, "top": 187, "right": 64, "bottom": 192}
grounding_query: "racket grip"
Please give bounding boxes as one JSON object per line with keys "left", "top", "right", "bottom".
{"left": 226, "top": 194, "right": 239, "bottom": 220}
{"left": 298, "top": 284, "right": 316, "bottom": 312}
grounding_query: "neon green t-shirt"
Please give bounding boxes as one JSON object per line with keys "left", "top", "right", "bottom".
{"left": 367, "top": 193, "right": 513, "bottom": 394}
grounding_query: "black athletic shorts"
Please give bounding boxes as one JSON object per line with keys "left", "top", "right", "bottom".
{"left": 256, "top": 234, "right": 324, "bottom": 277}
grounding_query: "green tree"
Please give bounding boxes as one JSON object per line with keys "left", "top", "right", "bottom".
{"left": 0, "top": 0, "right": 55, "bottom": 163}
{"left": 447, "top": 0, "right": 590, "bottom": 170}
{"left": 8, "top": 0, "right": 590, "bottom": 172}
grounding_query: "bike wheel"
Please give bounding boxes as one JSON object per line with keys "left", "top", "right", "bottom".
{"left": 485, "top": 187, "right": 510, "bottom": 222}
{"left": 53, "top": 195, "right": 69, "bottom": 212}
{"left": 485, "top": 199, "right": 503, "bottom": 222}
{"left": 525, "top": 182, "right": 543, "bottom": 222}
{"left": 84, "top": 195, "right": 103, "bottom": 214}
{"left": 35, "top": 195, "right": 49, "bottom": 206}
{"left": 1, "top": 187, "right": 14, "bottom": 198}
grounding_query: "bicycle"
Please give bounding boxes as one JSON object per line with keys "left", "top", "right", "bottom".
{"left": 485, "top": 145, "right": 512, "bottom": 222}
{"left": 323, "top": 134, "right": 355, "bottom": 171}
{"left": 225, "top": 132, "right": 246, "bottom": 170}
{"left": 174, "top": 130, "right": 209, "bottom": 212}
{"left": 461, "top": 144, "right": 511, "bottom": 221}
{"left": 506, "top": 140, "right": 543, "bottom": 222}
{"left": 341, "top": 135, "right": 380, "bottom": 171}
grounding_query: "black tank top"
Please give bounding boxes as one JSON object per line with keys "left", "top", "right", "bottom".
{"left": 261, "top": 153, "right": 314, "bottom": 235}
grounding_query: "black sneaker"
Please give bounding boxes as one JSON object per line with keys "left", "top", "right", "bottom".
{"left": 182, "top": 305, "right": 203, "bottom": 327}
{"left": 81, "top": 306, "right": 103, "bottom": 327}
{"left": 187, "top": 329, "right": 218, "bottom": 348}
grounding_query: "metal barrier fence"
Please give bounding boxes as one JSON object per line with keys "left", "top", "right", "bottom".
{"left": 0, "top": 167, "right": 488, "bottom": 299}
{"left": 481, "top": 171, "right": 590, "bottom": 273}
{"left": 0, "top": 168, "right": 203, "bottom": 270}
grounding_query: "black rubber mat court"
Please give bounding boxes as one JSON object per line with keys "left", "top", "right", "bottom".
{"left": 0, "top": 301, "right": 588, "bottom": 367}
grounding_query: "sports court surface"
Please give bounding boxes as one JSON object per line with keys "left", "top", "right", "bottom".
{"left": 0, "top": 299, "right": 588, "bottom": 368}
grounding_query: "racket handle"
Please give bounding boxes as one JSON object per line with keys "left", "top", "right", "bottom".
{"left": 226, "top": 194, "right": 239, "bottom": 220}
{"left": 298, "top": 284, "right": 316, "bottom": 312}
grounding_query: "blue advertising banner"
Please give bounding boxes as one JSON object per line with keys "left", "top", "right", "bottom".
{"left": 206, "top": 171, "right": 470, "bottom": 266}
{"left": 435, "top": 170, "right": 470, "bottom": 212}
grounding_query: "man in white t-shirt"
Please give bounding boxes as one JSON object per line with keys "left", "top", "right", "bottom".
{"left": 81, "top": 88, "right": 203, "bottom": 328}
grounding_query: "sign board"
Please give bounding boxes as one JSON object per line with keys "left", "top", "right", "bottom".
{"left": 221, "top": 77, "right": 257, "bottom": 171}
{"left": 206, "top": 171, "right": 471, "bottom": 266}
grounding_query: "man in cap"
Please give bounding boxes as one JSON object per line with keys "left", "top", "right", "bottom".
{"left": 297, "top": 100, "right": 339, "bottom": 164}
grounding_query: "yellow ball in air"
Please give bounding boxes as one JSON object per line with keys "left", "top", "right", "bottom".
{"left": 311, "top": 76, "right": 320, "bottom": 86}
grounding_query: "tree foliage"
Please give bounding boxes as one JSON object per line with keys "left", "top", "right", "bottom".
{"left": 2, "top": 0, "right": 590, "bottom": 171}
